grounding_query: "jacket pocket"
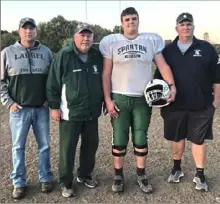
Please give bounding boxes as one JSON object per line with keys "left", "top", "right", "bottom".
{"left": 90, "top": 72, "right": 103, "bottom": 103}
{"left": 65, "top": 71, "right": 80, "bottom": 106}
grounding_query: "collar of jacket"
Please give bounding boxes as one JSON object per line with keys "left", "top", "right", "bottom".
{"left": 15, "top": 40, "right": 41, "bottom": 50}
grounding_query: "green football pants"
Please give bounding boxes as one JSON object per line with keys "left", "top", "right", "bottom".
{"left": 111, "top": 93, "right": 152, "bottom": 149}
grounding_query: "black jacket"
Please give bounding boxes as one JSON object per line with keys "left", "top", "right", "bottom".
{"left": 154, "top": 36, "right": 220, "bottom": 110}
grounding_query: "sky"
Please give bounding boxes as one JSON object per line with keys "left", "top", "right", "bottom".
{"left": 1, "top": 1, "right": 220, "bottom": 43}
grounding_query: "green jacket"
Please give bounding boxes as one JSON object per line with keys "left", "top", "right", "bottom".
{"left": 46, "top": 41, "right": 103, "bottom": 121}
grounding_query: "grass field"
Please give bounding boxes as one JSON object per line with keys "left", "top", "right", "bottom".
{"left": 0, "top": 104, "right": 219, "bottom": 203}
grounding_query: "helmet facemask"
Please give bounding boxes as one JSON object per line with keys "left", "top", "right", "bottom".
{"left": 144, "top": 79, "right": 170, "bottom": 108}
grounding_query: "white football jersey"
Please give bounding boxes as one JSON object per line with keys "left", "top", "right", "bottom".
{"left": 99, "top": 33, "right": 164, "bottom": 96}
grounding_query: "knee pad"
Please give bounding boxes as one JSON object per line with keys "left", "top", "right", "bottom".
{"left": 133, "top": 144, "right": 148, "bottom": 156}
{"left": 112, "top": 145, "right": 127, "bottom": 157}
{"left": 134, "top": 150, "right": 148, "bottom": 156}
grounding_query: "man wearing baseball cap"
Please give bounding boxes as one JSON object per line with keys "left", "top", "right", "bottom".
{"left": 154, "top": 12, "right": 220, "bottom": 192}
{"left": 176, "top": 12, "right": 193, "bottom": 24}
{"left": 19, "top": 17, "right": 37, "bottom": 28}
{"left": 47, "top": 22, "right": 103, "bottom": 198}
{"left": 75, "top": 22, "right": 94, "bottom": 34}
{"left": 1, "top": 17, "right": 53, "bottom": 199}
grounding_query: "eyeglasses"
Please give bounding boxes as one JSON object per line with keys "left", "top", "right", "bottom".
{"left": 124, "top": 17, "right": 138, "bottom": 22}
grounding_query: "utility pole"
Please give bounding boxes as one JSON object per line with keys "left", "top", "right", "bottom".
{"left": 119, "top": 0, "right": 122, "bottom": 33}
{"left": 85, "top": 0, "right": 88, "bottom": 22}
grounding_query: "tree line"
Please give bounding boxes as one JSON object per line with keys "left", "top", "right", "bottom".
{"left": 1, "top": 15, "right": 220, "bottom": 54}
{"left": 1, "top": 15, "right": 121, "bottom": 53}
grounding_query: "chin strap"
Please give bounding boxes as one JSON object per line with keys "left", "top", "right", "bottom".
{"left": 152, "top": 102, "right": 170, "bottom": 108}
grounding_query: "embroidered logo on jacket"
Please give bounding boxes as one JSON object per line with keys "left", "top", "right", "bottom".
{"left": 193, "top": 49, "right": 202, "bottom": 57}
{"left": 93, "top": 65, "right": 99, "bottom": 74}
{"left": 73, "top": 69, "right": 82, "bottom": 72}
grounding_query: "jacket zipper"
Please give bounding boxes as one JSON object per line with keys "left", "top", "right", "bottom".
{"left": 86, "top": 66, "right": 92, "bottom": 120}
{"left": 26, "top": 49, "right": 32, "bottom": 74}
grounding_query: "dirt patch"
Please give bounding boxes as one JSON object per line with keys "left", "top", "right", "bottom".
{"left": 0, "top": 106, "right": 219, "bottom": 203}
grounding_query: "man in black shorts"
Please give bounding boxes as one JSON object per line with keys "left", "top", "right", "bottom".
{"left": 154, "top": 12, "right": 220, "bottom": 191}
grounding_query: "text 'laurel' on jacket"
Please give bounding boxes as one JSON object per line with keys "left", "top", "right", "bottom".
{"left": 1, "top": 41, "right": 53, "bottom": 108}
{"left": 46, "top": 41, "right": 104, "bottom": 121}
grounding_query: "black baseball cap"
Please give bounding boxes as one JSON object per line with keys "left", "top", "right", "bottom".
{"left": 19, "top": 17, "right": 37, "bottom": 28}
{"left": 176, "top": 12, "right": 193, "bottom": 24}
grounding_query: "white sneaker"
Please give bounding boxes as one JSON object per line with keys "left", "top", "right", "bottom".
{"left": 61, "top": 186, "right": 75, "bottom": 198}
{"left": 193, "top": 176, "right": 208, "bottom": 192}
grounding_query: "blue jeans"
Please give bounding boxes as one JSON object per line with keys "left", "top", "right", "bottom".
{"left": 9, "top": 107, "right": 53, "bottom": 188}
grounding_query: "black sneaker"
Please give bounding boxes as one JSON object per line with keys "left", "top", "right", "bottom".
{"left": 112, "top": 175, "right": 124, "bottom": 193}
{"left": 168, "top": 168, "right": 184, "bottom": 183}
{"left": 137, "top": 174, "right": 153, "bottom": 193}
{"left": 77, "top": 175, "right": 98, "bottom": 188}
{"left": 41, "top": 181, "right": 53, "bottom": 193}
{"left": 12, "top": 187, "right": 26, "bottom": 199}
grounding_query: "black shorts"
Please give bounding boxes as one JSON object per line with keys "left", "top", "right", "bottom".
{"left": 160, "top": 105, "right": 216, "bottom": 145}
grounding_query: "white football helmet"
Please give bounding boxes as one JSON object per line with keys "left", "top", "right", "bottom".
{"left": 144, "top": 79, "right": 171, "bottom": 107}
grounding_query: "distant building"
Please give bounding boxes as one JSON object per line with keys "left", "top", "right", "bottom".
{"left": 213, "top": 44, "right": 220, "bottom": 49}
{"left": 213, "top": 44, "right": 220, "bottom": 54}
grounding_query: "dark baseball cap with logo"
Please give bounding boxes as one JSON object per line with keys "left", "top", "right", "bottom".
{"left": 75, "top": 23, "right": 93, "bottom": 34}
{"left": 19, "top": 17, "right": 37, "bottom": 28}
{"left": 176, "top": 12, "right": 193, "bottom": 24}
